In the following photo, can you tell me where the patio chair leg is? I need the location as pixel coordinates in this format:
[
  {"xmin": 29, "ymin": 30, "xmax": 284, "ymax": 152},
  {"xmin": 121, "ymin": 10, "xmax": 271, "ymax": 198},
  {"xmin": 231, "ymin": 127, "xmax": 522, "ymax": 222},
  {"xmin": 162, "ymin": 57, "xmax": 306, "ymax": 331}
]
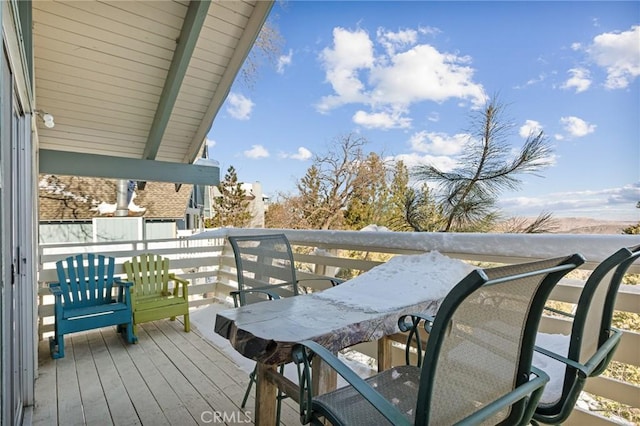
[
  {"xmin": 241, "ymin": 366, "xmax": 257, "ymax": 409},
  {"xmin": 242, "ymin": 365, "xmax": 285, "ymax": 424},
  {"xmin": 128, "ymin": 322, "xmax": 137, "ymax": 343},
  {"xmin": 120, "ymin": 322, "xmax": 137, "ymax": 344},
  {"xmin": 49, "ymin": 335, "xmax": 64, "ymax": 359},
  {"xmin": 183, "ymin": 313, "xmax": 190, "ymax": 332},
  {"xmin": 276, "ymin": 364, "xmax": 285, "ymax": 425}
]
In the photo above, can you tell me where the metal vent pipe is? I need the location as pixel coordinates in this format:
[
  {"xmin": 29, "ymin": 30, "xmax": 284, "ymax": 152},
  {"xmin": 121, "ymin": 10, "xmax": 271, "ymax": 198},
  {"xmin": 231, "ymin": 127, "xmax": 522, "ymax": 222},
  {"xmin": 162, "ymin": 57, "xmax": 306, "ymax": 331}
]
[{"xmin": 115, "ymin": 179, "xmax": 129, "ymax": 217}]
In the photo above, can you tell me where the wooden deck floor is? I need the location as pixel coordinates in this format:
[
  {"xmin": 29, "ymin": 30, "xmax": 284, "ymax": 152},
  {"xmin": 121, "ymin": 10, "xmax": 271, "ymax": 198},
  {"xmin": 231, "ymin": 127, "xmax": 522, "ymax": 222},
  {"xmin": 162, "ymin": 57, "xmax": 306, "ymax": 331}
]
[{"xmin": 33, "ymin": 317, "xmax": 302, "ymax": 426}]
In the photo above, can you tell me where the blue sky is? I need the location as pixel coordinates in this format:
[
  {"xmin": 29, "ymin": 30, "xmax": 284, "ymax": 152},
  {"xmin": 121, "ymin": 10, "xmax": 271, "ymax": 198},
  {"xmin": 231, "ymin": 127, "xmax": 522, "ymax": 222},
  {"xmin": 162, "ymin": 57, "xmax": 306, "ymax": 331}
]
[{"xmin": 206, "ymin": 1, "xmax": 640, "ymax": 222}]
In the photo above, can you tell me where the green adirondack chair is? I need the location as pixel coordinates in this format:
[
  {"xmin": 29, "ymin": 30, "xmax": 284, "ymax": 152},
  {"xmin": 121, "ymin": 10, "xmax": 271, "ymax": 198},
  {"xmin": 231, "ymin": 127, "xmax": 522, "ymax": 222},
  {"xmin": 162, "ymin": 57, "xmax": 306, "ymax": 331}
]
[{"xmin": 124, "ymin": 253, "xmax": 190, "ymax": 339}]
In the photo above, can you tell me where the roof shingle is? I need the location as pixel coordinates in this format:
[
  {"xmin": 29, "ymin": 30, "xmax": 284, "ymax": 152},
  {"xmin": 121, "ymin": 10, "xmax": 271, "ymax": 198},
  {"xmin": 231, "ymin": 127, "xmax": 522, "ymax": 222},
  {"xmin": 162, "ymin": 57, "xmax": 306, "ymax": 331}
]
[{"xmin": 39, "ymin": 175, "xmax": 192, "ymax": 221}]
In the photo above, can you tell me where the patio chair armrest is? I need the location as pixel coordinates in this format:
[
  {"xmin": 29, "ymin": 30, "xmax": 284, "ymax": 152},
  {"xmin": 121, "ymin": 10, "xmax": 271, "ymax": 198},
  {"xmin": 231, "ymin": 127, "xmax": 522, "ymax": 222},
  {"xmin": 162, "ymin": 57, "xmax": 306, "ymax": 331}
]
[
  {"xmin": 534, "ymin": 344, "xmax": 586, "ymax": 375},
  {"xmin": 297, "ymin": 277, "xmax": 345, "ymax": 287},
  {"xmin": 113, "ymin": 278, "xmax": 134, "ymax": 305},
  {"xmin": 48, "ymin": 282, "xmax": 63, "ymax": 297},
  {"xmin": 398, "ymin": 312, "xmax": 435, "ymax": 333},
  {"xmin": 535, "ymin": 329, "xmax": 621, "ymax": 379},
  {"xmin": 113, "ymin": 277, "xmax": 133, "ymax": 288},
  {"xmin": 584, "ymin": 328, "xmax": 623, "ymax": 377},
  {"xmin": 169, "ymin": 273, "xmax": 189, "ymax": 286},
  {"xmin": 230, "ymin": 289, "xmax": 281, "ymax": 307},
  {"xmin": 397, "ymin": 313, "xmax": 436, "ymax": 367},
  {"xmin": 292, "ymin": 340, "xmax": 411, "ymax": 426},
  {"xmin": 169, "ymin": 273, "xmax": 189, "ymax": 298},
  {"xmin": 535, "ymin": 328, "xmax": 622, "ymax": 379},
  {"xmin": 535, "ymin": 328, "xmax": 622, "ymax": 378},
  {"xmin": 325, "ymin": 277, "xmax": 345, "ymax": 286},
  {"xmin": 458, "ymin": 367, "xmax": 549, "ymax": 426},
  {"xmin": 543, "ymin": 306, "xmax": 574, "ymax": 319}
]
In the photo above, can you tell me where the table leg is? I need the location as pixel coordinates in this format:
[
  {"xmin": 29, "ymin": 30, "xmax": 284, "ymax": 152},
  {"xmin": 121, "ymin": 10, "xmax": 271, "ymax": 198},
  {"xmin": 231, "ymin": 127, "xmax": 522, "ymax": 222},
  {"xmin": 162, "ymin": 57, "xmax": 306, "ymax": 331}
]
[
  {"xmin": 312, "ymin": 356, "xmax": 337, "ymax": 395},
  {"xmin": 255, "ymin": 362, "xmax": 277, "ymax": 426},
  {"xmin": 377, "ymin": 336, "xmax": 392, "ymax": 372}
]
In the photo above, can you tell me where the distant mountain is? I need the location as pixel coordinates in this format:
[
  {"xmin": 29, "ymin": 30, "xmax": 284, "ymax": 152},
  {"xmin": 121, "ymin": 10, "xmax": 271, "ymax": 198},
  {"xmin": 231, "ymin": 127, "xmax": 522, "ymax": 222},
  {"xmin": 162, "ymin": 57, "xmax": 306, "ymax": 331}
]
[
  {"xmin": 497, "ymin": 217, "xmax": 637, "ymax": 235},
  {"xmin": 550, "ymin": 217, "xmax": 636, "ymax": 234}
]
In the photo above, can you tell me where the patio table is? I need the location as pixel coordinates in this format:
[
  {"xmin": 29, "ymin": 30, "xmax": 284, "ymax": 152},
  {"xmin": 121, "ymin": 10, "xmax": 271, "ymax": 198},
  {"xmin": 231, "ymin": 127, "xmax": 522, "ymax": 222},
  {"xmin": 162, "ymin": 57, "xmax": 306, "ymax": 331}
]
[{"xmin": 214, "ymin": 251, "xmax": 474, "ymax": 426}]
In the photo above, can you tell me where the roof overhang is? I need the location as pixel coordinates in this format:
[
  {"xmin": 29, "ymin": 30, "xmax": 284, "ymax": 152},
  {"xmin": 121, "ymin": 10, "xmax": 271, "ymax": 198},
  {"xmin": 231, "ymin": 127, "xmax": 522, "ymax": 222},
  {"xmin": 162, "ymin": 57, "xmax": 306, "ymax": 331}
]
[{"xmin": 33, "ymin": 0, "xmax": 274, "ymax": 185}]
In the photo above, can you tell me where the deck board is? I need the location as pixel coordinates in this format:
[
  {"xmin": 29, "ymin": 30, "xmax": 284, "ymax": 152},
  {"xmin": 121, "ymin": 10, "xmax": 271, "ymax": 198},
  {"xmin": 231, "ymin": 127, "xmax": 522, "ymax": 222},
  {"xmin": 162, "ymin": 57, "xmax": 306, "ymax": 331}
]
[
  {"xmin": 55, "ymin": 336, "xmax": 86, "ymax": 425},
  {"xmin": 33, "ymin": 340, "xmax": 58, "ymax": 426},
  {"xmin": 101, "ymin": 330, "xmax": 170, "ymax": 425},
  {"xmin": 33, "ymin": 314, "xmax": 301, "ymax": 425},
  {"xmin": 140, "ymin": 323, "xmax": 216, "ymax": 424},
  {"xmin": 87, "ymin": 329, "xmax": 142, "ymax": 426},
  {"xmin": 72, "ymin": 331, "xmax": 113, "ymax": 425}
]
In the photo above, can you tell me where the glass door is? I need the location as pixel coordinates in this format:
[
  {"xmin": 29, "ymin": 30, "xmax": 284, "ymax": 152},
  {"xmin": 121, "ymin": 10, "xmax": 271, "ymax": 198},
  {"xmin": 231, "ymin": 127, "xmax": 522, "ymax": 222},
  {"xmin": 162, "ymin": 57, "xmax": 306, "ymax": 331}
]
[{"xmin": 1, "ymin": 41, "xmax": 24, "ymax": 426}]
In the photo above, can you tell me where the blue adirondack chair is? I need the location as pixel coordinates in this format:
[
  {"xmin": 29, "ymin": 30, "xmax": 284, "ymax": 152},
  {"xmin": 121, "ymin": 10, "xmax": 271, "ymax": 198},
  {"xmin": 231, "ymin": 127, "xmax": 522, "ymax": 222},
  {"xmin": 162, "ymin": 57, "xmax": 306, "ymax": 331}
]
[{"xmin": 48, "ymin": 253, "xmax": 137, "ymax": 359}]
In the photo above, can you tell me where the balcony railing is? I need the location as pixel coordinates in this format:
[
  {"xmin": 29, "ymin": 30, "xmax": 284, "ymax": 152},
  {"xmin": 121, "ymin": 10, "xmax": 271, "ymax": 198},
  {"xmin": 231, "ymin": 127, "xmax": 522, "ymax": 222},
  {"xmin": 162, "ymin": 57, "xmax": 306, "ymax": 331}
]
[{"xmin": 37, "ymin": 228, "xmax": 640, "ymax": 425}]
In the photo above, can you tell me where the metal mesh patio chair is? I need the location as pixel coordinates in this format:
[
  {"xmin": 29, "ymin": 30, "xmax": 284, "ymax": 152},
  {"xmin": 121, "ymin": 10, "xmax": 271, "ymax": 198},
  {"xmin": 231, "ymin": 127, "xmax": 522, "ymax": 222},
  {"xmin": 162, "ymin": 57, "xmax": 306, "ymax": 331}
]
[
  {"xmin": 532, "ymin": 244, "xmax": 640, "ymax": 425},
  {"xmin": 228, "ymin": 233, "xmax": 342, "ymax": 424},
  {"xmin": 293, "ymin": 254, "xmax": 585, "ymax": 426}
]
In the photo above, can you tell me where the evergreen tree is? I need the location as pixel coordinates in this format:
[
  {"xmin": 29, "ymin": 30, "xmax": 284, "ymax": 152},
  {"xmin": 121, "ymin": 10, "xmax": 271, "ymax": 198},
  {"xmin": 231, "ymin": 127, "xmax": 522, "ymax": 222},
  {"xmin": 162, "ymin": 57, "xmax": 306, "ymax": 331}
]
[
  {"xmin": 380, "ymin": 161, "xmax": 445, "ymax": 232},
  {"xmin": 384, "ymin": 160, "xmax": 413, "ymax": 231},
  {"xmin": 296, "ymin": 165, "xmax": 326, "ymax": 229},
  {"xmin": 412, "ymin": 96, "xmax": 553, "ymax": 232},
  {"xmin": 344, "ymin": 153, "xmax": 389, "ymax": 230},
  {"xmin": 402, "ymin": 183, "xmax": 446, "ymax": 232},
  {"xmin": 208, "ymin": 166, "xmax": 252, "ymax": 228}
]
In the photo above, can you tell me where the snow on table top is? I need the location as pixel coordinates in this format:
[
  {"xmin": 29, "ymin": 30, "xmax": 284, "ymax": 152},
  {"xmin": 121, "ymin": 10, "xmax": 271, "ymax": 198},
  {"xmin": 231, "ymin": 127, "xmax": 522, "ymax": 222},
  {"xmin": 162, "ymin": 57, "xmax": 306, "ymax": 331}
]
[{"xmin": 312, "ymin": 250, "xmax": 476, "ymax": 312}]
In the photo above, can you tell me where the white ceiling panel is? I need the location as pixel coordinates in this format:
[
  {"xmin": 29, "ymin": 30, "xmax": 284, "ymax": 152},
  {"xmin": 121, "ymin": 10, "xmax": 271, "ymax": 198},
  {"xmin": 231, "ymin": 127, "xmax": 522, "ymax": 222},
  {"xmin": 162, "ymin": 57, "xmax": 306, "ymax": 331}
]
[{"xmin": 35, "ymin": 0, "xmax": 273, "ymax": 184}]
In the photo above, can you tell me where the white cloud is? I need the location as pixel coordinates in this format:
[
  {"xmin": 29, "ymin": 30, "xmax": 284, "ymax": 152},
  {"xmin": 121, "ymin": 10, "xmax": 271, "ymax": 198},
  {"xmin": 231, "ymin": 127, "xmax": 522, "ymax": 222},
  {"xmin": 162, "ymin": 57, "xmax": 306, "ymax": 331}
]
[
  {"xmin": 561, "ymin": 68, "xmax": 592, "ymax": 93},
  {"xmin": 283, "ymin": 147, "xmax": 313, "ymax": 161},
  {"xmin": 559, "ymin": 116, "xmax": 596, "ymax": 138},
  {"xmin": 587, "ymin": 25, "xmax": 640, "ymax": 89},
  {"xmin": 316, "ymin": 27, "xmax": 375, "ymax": 112},
  {"xmin": 499, "ymin": 183, "xmax": 640, "ymax": 221},
  {"xmin": 418, "ymin": 26, "xmax": 441, "ymax": 37},
  {"xmin": 519, "ymin": 120, "xmax": 543, "ymax": 138},
  {"xmin": 409, "ymin": 131, "xmax": 467, "ymax": 156},
  {"xmin": 369, "ymin": 44, "xmax": 486, "ymax": 108},
  {"xmin": 277, "ymin": 49, "xmax": 293, "ymax": 74},
  {"xmin": 392, "ymin": 152, "xmax": 460, "ymax": 172},
  {"xmin": 376, "ymin": 27, "xmax": 418, "ymax": 56},
  {"xmin": 316, "ymin": 26, "xmax": 487, "ymax": 117},
  {"xmin": 226, "ymin": 93, "xmax": 255, "ymax": 120},
  {"xmin": 519, "ymin": 73, "xmax": 546, "ymax": 88},
  {"xmin": 427, "ymin": 112, "xmax": 440, "ymax": 122},
  {"xmin": 352, "ymin": 110, "xmax": 411, "ymax": 129},
  {"xmin": 244, "ymin": 145, "xmax": 269, "ymax": 159}
]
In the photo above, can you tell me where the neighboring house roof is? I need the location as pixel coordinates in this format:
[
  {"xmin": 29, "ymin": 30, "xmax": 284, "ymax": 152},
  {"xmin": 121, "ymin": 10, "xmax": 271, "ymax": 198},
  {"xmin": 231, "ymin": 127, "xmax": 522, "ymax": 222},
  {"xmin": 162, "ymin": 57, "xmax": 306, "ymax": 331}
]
[{"xmin": 39, "ymin": 174, "xmax": 192, "ymax": 221}]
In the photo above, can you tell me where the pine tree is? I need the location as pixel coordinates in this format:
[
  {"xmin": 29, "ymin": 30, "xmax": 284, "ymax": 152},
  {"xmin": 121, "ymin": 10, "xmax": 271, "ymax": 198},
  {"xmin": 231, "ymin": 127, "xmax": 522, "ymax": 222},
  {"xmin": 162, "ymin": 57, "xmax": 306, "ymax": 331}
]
[
  {"xmin": 209, "ymin": 166, "xmax": 252, "ymax": 228},
  {"xmin": 296, "ymin": 165, "xmax": 326, "ymax": 229},
  {"xmin": 344, "ymin": 153, "xmax": 389, "ymax": 230},
  {"xmin": 412, "ymin": 96, "xmax": 553, "ymax": 232}
]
